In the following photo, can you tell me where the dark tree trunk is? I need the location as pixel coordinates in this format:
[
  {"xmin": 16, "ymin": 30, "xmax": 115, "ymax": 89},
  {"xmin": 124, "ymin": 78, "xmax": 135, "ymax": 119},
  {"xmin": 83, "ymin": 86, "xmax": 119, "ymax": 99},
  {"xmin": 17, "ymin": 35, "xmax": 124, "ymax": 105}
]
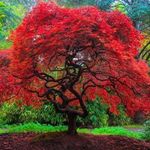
[
  {"xmin": 67, "ymin": 113, "xmax": 77, "ymax": 135},
  {"xmin": 133, "ymin": 111, "xmax": 145, "ymax": 124}
]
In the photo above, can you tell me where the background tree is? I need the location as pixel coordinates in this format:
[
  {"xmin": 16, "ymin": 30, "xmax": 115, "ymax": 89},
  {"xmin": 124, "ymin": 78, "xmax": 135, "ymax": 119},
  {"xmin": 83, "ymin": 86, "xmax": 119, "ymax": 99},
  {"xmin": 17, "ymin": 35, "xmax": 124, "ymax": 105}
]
[
  {"xmin": 10, "ymin": 2, "xmax": 150, "ymax": 135},
  {"xmin": 115, "ymin": 0, "xmax": 150, "ymax": 29},
  {"xmin": 56, "ymin": 0, "xmax": 115, "ymax": 10},
  {"xmin": 0, "ymin": 1, "xmax": 26, "ymax": 49},
  {"xmin": 0, "ymin": 0, "xmax": 37, "ymax": 11}
]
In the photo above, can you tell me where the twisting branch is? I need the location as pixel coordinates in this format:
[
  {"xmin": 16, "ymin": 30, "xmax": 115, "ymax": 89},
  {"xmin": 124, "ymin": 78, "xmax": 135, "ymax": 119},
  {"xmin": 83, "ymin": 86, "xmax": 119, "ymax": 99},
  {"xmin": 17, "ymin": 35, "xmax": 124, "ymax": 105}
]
[{"xmin": 137, "ymin": 41, "xmax": 150, "ymax": 59}]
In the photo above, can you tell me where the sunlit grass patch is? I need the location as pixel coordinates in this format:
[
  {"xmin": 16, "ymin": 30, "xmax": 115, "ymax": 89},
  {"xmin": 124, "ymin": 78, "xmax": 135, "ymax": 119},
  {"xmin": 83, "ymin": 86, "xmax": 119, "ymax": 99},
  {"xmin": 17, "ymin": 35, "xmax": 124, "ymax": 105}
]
[
  {"xmin": 90, "ymin": 127, "xmax": 143, "ymax": 139},
  {"xmin": 0, "ymin": 122, "xmax": 67, "ymax": 134},
  {"xmin": 0, "ymin": 123, "xmax": 144, "ymax": 140}
]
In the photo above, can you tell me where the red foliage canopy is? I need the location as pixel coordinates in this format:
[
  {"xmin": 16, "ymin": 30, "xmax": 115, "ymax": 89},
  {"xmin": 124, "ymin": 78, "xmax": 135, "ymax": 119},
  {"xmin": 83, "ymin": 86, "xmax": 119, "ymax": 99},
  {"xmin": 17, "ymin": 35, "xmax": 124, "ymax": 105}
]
[
  {"xmin": 0, "ymin": 50, "xmax": 41, "ymax": 106},
  {"xmin": 0, "ymin": 50, "xmax": 13, "ymax": 102},
  {"xmin": 9, "ymin": 2, "xmax": 150, "ymax": 116}
]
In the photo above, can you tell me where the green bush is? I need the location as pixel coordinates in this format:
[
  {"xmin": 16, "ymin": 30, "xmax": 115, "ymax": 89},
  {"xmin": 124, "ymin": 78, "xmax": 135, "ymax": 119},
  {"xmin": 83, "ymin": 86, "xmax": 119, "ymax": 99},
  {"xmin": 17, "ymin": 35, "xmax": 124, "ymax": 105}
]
[
  {"xmin": 77, "ymin": 97, "xmax": 109, "ymax": 128},
  {"xmin": 0, "ymin": 101, "xmax": 65, "ymax": 126},
  {"xmin": 143, "ymin": 120, "xmax": 150, "ymax": 140},
  {"xmin": 19, "ymin": 106, "xmax": 38, "ymax": 123},
  {"xmin": 37, "ymin": 102, "xmax": 65, "ymax": 126},
  {"xmin": 0, "ymin": 99, "xmax": 132, "ymax": 127},
  {"xmin": 0, "ymin": 102, "xmax": 21, "ymax": 125},
  {"xmin": 108, "ymin": 105, "xmax": 131, "ymax": 126}
]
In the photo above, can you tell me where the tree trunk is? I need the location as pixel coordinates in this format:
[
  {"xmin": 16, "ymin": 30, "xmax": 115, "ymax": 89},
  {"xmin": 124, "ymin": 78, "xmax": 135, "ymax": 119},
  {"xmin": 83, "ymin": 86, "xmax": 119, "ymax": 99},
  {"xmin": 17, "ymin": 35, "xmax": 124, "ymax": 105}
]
[{"xmin": 67, "ymin": 113, "xmax": 77, "ymax": 135}]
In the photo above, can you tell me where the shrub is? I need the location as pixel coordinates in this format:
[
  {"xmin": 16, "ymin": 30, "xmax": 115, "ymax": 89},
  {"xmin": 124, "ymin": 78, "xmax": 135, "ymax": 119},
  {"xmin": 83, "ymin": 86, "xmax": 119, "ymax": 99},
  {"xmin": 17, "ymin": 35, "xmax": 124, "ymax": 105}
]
[
  {"xmin": 19, "ymin": 106, "xmax": 38, "ymax": 123},
  {"xmin": 0, "ymin": 101, "xmax": 65, "ymax": 126},
  {"xmin": 143, "ymin": 120, "xmax": 150, "ymax": 140},
  {"xmin": 0, "ymin": 102, "xmax": 21, "ymax": 125},
  {"xmin": 37, "ymin": 102, "xmax": 65, "ymax": 126},
  {"xmin": 108, "ymin": 105, "xmax": 131, "ymax": 126},
  {"xmin": 0, "ymin": 100, "xmax": 132, "ymax": 127},
  {"xmin": 77, "ymin": 97, "xmax": 109, "ymax": 128}
]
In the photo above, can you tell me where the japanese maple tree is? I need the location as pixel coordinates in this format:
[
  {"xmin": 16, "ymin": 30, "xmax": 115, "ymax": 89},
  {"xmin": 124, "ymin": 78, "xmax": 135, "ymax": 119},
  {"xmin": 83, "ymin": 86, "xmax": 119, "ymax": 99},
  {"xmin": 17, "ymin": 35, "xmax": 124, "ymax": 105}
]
[{"xmin": 10, "ymin": 2, "xmax": 150, "ymax": 134}]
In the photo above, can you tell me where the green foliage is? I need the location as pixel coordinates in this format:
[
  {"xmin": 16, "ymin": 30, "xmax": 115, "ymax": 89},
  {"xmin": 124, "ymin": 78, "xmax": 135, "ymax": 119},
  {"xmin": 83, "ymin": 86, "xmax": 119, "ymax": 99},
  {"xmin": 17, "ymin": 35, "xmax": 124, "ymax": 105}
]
[
  {"xmin": 0, "ymin": 0, "xmax": 36, "ymax": 10},
  {"xmin": 0, "ymin": 100, "xmax": 132, "ymax": 128},
  {"xmin": 37, "ymin": 102, "xmax": 65, "ymax": 125},
  {"xmin": 57, "ymin": 0, "xmax": 115, "ymax": 10},
  {"xmin": 78, "ymin": 100, "xmax": 131, "ymax": 128},
  {"xmin": 0, "ymin": 102, "xmax": 21, "ymax": 125},
  {"xmin": 0, "ymin": 102, "xmax": 65, "ymax": 126},
  {"xmin": 126, "ymin": 0, "xmax": 150, "ymax": 25},
  {"xmin": 0, "ymin": 2, "xmax": 21, "ymax": 32},
  {"xmin": 77, "ymin": 97, "xmax": 109, "ymax": 128},
  {"xmin": 108, "ymin": 105, "xmax": 131, "ymax": 126},
  {"xmin": 143, "ymin": 120, "xmax": 150, "ymax": 140},
  {"xmin": 0, "ymin": 40, "xmax": 12, "ymax": 49},
  {"xmin": 0, "ymin": 1, "xmax": 26, "ymax": 49},
  {"xmin": 112, "ymin": 1, "xmax": 126, "ymax": 13},
  {"xmin": 19, "ymin": 106, "xmax": 38, "ymax": 123}
]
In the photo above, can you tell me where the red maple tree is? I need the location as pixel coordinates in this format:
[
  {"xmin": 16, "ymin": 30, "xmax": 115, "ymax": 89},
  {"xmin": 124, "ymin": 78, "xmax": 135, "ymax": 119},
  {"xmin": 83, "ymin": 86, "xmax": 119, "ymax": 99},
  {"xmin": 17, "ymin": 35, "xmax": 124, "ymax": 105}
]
[{"xmin": 9, "ymin": 2, "xmax": 150, "ymax": 134}]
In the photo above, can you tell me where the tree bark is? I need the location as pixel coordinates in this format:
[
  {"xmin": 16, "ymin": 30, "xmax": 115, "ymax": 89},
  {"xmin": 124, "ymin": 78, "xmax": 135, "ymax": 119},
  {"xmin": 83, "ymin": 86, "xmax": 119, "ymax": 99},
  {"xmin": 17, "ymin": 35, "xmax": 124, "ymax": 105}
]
[{"xmin": 67, "ymin": 113, "xmax": 77, "ymax": 135}]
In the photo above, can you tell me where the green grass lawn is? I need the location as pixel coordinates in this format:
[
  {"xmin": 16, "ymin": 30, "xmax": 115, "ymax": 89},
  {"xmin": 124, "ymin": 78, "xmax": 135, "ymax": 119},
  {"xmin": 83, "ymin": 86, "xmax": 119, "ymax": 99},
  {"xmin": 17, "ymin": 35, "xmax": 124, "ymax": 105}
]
[
  {"xmin": 0, "ymin": 122, "xmax": 144, "ymax": 140},
  {"xmin": 78, "ymin": 127, "xmax": 143, "ymax": 140}
]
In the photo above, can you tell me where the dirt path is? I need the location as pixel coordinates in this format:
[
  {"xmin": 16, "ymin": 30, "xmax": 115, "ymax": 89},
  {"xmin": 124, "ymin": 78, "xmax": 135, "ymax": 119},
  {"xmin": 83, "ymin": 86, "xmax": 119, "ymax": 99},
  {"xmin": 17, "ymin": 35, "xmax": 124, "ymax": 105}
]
[
  {"xmin": 125, "ymin": 127, "xmax": 144, "ymax": 132},
  {"xmin": 0, "ymin": 132, "xmax": 149, "ymax": 150}
]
